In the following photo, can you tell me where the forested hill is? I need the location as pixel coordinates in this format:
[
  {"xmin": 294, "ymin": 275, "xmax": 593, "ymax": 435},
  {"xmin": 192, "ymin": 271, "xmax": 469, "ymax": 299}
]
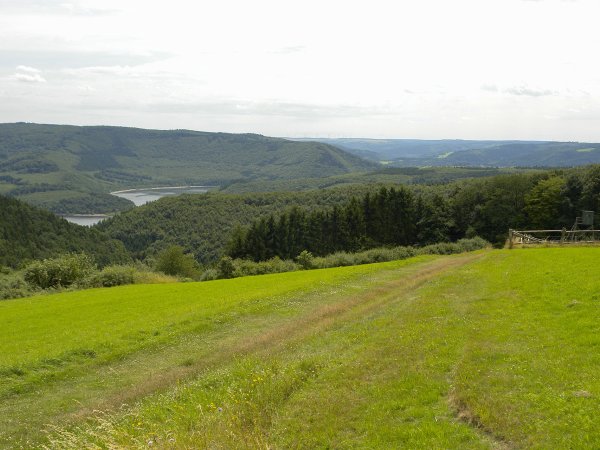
[
  {"xmin": 99, "ymin": 165, "xmax": 600, "ymax": 264},
  {"xmin": 98, "ymin": 186, "xmax": 385, "ymax": 264},
  {"xmin": 0, "ymin": 123, "xmax": 377, "ymax": 213},
  {"xmin": 0, "ymin": 194, "xmax": 130, "ymax": 268}
]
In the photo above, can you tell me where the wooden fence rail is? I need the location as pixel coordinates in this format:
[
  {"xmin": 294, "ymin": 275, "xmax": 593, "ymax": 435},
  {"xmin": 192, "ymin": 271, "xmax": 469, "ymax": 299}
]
[{"xmin": 508, "ymin": 228, "xmax": 600, "ymax": 248}]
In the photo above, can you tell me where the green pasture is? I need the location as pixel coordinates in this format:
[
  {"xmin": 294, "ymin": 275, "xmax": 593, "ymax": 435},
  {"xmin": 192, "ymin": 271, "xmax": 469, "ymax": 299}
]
[{"xmin": 2, "ymin": 248, "xmax": 600, "ymax": 448}]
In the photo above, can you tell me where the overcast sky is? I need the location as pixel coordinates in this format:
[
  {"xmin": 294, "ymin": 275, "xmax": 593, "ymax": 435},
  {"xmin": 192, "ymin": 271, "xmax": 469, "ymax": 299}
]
[{"xmin": 1, "ymin": 0, "xmax": 600, "ymax": 140}]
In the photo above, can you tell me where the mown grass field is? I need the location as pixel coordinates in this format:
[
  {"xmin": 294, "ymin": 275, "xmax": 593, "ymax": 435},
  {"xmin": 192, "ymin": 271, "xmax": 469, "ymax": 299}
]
[{"xmin": 1, "ymin": 248, "xmax": 600, "ymax": 448}]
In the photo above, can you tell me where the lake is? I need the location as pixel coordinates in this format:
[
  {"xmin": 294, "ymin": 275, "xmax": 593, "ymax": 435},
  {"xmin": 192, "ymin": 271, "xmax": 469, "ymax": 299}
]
[
  {"xmin": 61, "ymin": 215, "xmax": 110, "ymax": 226},
  {"xmin": 110, "ymin": 185, "xmax": 215, "ymax": 206},
  {"xmin": 62, "ymin": 185, "xmax": 216, "ymax": 226}
]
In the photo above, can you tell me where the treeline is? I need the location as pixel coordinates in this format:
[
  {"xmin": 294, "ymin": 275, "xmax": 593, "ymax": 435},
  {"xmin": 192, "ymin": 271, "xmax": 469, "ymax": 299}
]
[
  {"xmin": 227, "ymin": 187, "xmax": 420, "ymax": 260},
  {"xmin": 227, "ymin": 166, "xmax": 600, "ymax": 261},
  {"xmin": 99, "ymin": 186, "xmax": 383, "ymax": 264},
  {"xmin": 97, "ymin": 165, "xmax": 600, "ymax": 264}
]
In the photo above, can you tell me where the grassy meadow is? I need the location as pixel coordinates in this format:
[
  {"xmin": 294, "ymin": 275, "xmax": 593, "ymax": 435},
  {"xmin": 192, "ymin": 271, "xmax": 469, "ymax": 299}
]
[{"xmin": 1, "ymin": 248, "xmax": 600, "ymax": 448}]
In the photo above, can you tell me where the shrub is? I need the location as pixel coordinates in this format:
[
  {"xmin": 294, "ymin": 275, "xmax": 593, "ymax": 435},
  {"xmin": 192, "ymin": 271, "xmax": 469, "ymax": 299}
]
[
  {"xmin": 296, "ymin": 250, "xmax": 315, "ymax": 270},
  {"xmin": 233, "ymin": 257, "xmax": 299, "ymax": 277},
  {"xmin": 23, "ymin": 253, "xmax": 95, "ymax": 289},
  {"xmin": 217, "ymin": 256, "xmax": 236, "ymax": 279},
  {"xmin": 418, "ymin": 242, "xmax": 461, "ymax": 255},
  {"xmin": 155, "ymin": 246, "xmax": 200, "ymax": 279},
  {"xmin": 85, "ymin": 265, "xmax": 137, "ymax": 288},
  {"xmin": 309, "ymin": 238, "xmax": 487, "ymax": 270},
  {"xmin": 133, "ymin": 270, "xmax": 179, "ymax": 284},
  {"xmin": 200, "ymin": 268, "xmax": 219, "ymax": 281},
  {"xmin": 456, "ymin": 236, "xmax": 489, "ymax": 252},
  {"xmin": 0, "ymin": 274, "xmax": 32, "ymax": 300}
]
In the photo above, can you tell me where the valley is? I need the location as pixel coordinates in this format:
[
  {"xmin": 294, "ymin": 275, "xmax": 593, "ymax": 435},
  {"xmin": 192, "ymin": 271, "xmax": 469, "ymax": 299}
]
[
  {"xmin": 2, "ymin": 126, "xmax": 600, "ymax": 448},
  {"xmin": 0, "ymin": 123, "xmax": 375, "ymax": 214},
  {"xmin": 3, "ymin": 0, "xmax": 599, "ymax": 447},
  {"xmin": 62, "ymin": 185, "xmax": 217, "ymax": 225}
]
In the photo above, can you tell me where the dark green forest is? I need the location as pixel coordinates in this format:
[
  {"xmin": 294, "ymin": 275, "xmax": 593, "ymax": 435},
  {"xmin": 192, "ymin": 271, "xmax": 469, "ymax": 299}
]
[
  {"xmin": 228, "ymin": 166, "xmax": 600, "ymax": 261},
  {"xmin": 97, "ymin": 185, "xmax": 382, "ymax": 264},
  {"xmin": 227, "ymin": 187, "xmax": 418, "ymax": 260},
  {"xmin": 4, "ymin": 161, "xmax": 600, "ymax": 269},
  {"xmin": 0, "ymin": 195, "xmax": 130, "ymax": 268},
  {"xmin": 98, "ymin": 165, "xmax": 600, "ymax": 265}
]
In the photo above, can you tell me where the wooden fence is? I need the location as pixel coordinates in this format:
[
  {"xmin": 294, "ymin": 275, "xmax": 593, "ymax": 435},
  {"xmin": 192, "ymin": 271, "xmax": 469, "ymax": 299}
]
[{"xmin": 508, "ymin": 228, "xmax": 600, "ymax": 248}]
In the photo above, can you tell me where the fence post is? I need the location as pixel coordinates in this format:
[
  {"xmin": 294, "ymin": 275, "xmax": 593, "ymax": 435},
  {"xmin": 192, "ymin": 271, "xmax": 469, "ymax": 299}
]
[{"xmin": 561, "ymin": 227, "xmax": 566, "ymax": 244}]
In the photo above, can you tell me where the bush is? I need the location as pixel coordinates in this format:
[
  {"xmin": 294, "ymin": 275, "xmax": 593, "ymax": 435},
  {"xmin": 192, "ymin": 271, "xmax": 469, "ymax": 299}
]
[
  {"xmin": 0, "ymin": 273, "xmax": 32, "ymax": 300},
  {"xmin": 217, "ymin": 256, "xmax": 236, "ymax": 279},
  {"xmin": 23, "ymin": 253, "xmax": 95, "ymax": 289},
  {"xmin": 132, "ymin": 270, "xmax": 179, "ymax": 284},
  {"xmin": 232, "ymin": 257, "xmax": 299, "ymax": 277},
  {"xmin": 155, "ymin": 246, "xmax": 200, "ymax": 279},
  {"xmin": 85, "ymin": 265, "xmax": 137, "ymax": 288},
  {"xmin": 456, "ymin": 236, "xmax": 489, "ymax": 252},
  {"xmin": 309, "ymin": 238, "xmax": 487, "ymax": 270},
  {"xmin": 200, "ymin": 268, "xmax": 219, "ymax": 281},
  {"xmin": 296, "ymin": 250, "xmax": 315, "ymax": 270},
  {"xmin": 418, "ymin": 242, "xmax": 461, "ymax": 255}
]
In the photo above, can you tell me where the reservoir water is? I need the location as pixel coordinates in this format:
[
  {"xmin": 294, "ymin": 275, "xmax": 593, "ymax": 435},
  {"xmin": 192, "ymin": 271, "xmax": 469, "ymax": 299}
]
[
  {"xmin": 111, "ymin": 185, "xmax": 214, "ymax": 206},
  {"xmin": 63, "ymin": 185, "xmax": 216, "ymax": 226},
  {"xmin": 62, "ymin": 215, "xmax": 110, "ymax": 226}
]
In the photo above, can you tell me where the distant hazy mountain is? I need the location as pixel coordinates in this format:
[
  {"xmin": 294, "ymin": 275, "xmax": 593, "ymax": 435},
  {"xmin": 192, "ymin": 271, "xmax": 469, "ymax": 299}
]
[
  {"xmin": 295, "ymin": 138, "xmax": 600, "ymax": 167},
  {"xmin": 0, "ymin": 123, "xmax": 377, "ymax": 213}
]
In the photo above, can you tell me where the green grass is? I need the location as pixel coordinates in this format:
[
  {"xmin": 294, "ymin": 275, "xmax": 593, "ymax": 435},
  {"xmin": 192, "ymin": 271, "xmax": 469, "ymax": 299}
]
[
  {"xmin": 3, "ymin": 248, "xmax": 600, "ymax": 448},
  {"xmin": 1, "ymin": 260, "xmax": 421, "ymax": 382},
  {"xmin": 0, "ymin": 255, "xmax": 439, "ymax": 447},
  {"xmin": 450, "ymin": 248, "xmax": 600, "ymax": 448}
]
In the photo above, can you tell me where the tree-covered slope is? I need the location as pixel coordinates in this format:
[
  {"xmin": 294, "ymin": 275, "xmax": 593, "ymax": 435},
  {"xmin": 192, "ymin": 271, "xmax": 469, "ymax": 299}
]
[
  {"xmin": 0, "ymin": 123, "xmax": 377, "ymax": 213},
  {"xmin": 99, "ymin": 164, "xmax": 600, "ymax": 263},
  {"xmin": 0, "ymin": 194, "xmax": 130, "ymax": 267},
  {"xmin": 98, "ymin": 186, "xmax": 383, "ymax": 264}
]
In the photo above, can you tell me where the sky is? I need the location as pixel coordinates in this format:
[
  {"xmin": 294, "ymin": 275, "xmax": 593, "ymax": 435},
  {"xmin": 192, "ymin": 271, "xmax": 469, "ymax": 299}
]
[{"xmin": 1, "ymin": 0, "xmax": 600, "ymax": 140}]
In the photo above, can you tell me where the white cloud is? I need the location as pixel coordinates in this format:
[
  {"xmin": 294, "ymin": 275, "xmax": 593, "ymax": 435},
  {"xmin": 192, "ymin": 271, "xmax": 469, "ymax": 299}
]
[
  {"xmin": 481, "ymin": 84, "xmax": 499, "ymax": 93},
  {"xmin": 483, "ymin": 83, "xmax": 557, "ymax": 97},
  {"xmin": 14, "ymin": 73, "xmax": 46, "ymax": 82},
  {"xmin": 504, "ymin": 86, "xmax": 556, "ymax": 97},
  {"xmin": 16, "ymin": 65, "xmax": 41, "ymax": 73},
  {"xmin": 13, "ymin": 65, "xmax": 46, "ymax": 82}
]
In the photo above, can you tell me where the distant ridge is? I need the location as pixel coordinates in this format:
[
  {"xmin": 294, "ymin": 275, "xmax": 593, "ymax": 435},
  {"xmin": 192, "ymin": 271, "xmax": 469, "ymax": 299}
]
[
  {"xmin": 0, "ymin": 123, "xmax": 377, "ymax": 213},
  {"xmin": 295, "ymin": 138, "xmax": 600, "ymax": 167}
]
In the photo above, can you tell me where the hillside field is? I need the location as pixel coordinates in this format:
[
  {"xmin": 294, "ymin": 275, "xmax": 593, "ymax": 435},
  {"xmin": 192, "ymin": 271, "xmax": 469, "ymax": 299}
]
[{"xmin": 1, "ymin": 248, "xmax": 600, "ymax": 448}]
